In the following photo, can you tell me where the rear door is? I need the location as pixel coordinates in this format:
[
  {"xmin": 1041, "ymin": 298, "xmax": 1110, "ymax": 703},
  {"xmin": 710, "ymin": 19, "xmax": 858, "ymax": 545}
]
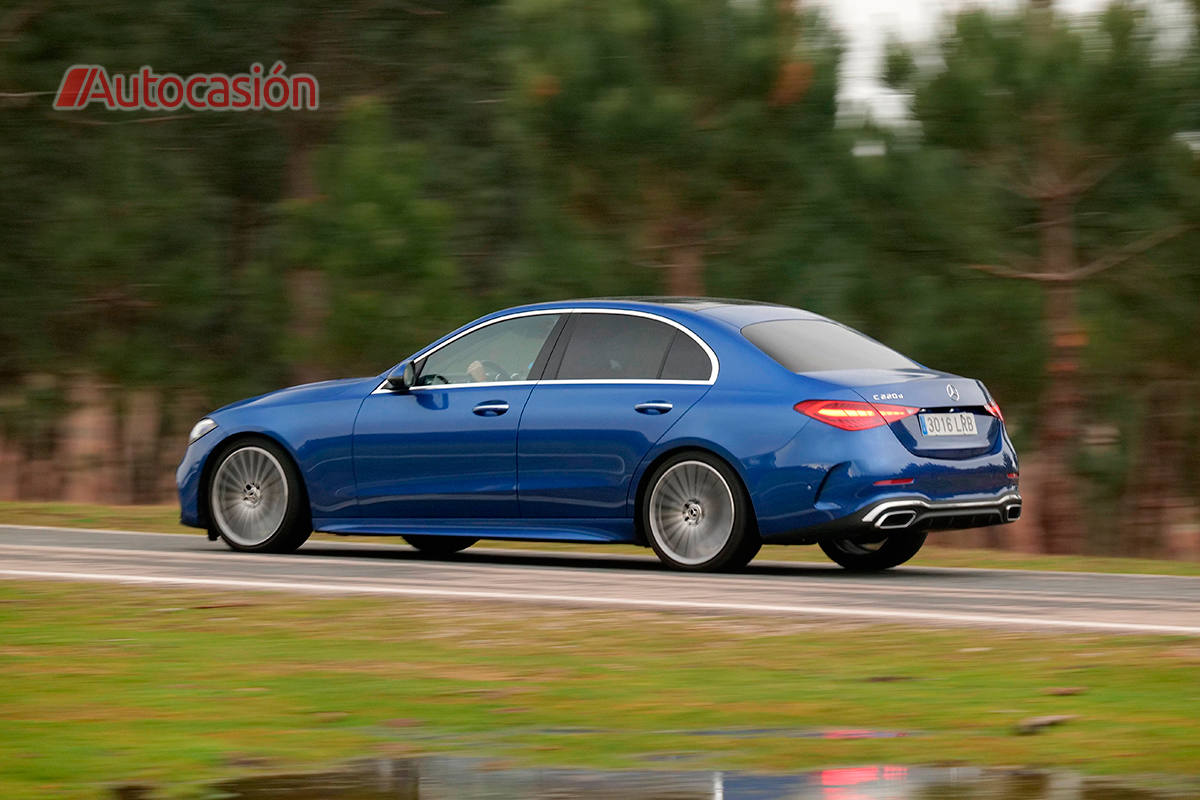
[{"xmin": 517, "ymin": 311, "xmax": 715, "ymax": 518}]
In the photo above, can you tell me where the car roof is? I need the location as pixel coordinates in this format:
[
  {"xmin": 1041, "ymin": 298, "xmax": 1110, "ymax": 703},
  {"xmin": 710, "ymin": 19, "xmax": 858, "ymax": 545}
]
[{"xmin": 503, "ymin": 297, "xmax": 829, "ymax": 328}]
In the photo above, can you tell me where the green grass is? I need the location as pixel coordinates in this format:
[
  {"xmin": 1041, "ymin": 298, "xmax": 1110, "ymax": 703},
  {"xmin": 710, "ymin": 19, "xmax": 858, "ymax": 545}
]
[
  {"xmin": 1, "ymin": 580, "xmax": 1199, "ymax": 799},
  {"xmin": 3, "ymin": 500, "xmax": 1200, "ymax": 576}
]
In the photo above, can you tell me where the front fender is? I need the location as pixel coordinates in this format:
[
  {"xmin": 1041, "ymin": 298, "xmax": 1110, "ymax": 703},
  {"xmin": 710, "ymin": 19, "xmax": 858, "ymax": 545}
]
[{"xmin": 177, "ymin": 379, "xmax": 375, "ymax": 527}]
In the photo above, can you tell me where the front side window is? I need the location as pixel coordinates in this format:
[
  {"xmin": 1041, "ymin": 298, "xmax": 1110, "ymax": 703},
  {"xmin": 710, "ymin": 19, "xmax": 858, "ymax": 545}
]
[
  {"xmin": 417, "ymin": 313, "xmax": 561, "ymax": 386},
  {"xmin": 741, "ymin": 319, "xmax": 916, "ymax": 373},
  {"xmin": 555, "ymin": 314, "xmax": 706, "ymax": 380}
]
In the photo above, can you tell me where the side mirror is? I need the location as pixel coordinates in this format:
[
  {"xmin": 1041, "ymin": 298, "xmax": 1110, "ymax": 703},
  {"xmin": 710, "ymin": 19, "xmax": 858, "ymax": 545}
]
[{"xmin": 384, "ymin": 361, "xmax": 416, "ymax": 392}]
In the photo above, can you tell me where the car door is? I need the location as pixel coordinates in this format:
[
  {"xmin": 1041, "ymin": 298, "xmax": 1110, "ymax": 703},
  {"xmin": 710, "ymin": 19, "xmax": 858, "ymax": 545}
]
[
  {"xmin": 517, "ymin": 311, "xmax": 715, "ymax": 518},
  {"xmin": 352, "ymin": 312, "xmax": 565, "ymax": 518}
]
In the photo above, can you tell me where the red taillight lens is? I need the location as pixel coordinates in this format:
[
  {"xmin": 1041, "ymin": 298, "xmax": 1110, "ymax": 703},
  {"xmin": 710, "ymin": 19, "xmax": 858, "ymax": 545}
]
[
  {"xmin": 875, "ymin": 403, "xmax": 921, "ymax": 422},
  {"xmin": 794, "ymin": 400, "xmax": 919, "ymax": 431},
  {"xmin": 985, "ymin": 400, "xmax": 1004, "ymax": 423}
]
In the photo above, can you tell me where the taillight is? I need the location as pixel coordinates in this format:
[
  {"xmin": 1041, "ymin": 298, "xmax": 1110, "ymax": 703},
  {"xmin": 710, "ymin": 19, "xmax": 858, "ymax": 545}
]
[
  {"xmin": 979, "ymin": 382, "xmax": 1004, "ymax": 422},
  {"xmin": 794, "ymin": 400, "xmax": 919, "ymax": 431}
]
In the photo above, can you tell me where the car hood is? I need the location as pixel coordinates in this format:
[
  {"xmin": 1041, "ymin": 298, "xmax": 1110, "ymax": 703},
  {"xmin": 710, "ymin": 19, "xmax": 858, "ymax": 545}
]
[{"xmin": 211, "ymin": 376, "xmax": 379, "ymax": 416}]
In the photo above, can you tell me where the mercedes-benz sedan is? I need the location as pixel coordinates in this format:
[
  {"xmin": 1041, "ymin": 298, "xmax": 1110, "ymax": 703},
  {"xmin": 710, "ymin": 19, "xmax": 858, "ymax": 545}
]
[{"xmin": 178, "ymin": 298, "xmax": 1020, "ymax": 571}]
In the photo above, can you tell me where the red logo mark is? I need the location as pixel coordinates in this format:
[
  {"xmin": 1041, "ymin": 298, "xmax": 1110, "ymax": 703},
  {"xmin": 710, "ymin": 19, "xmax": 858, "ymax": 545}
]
[{"xmin": 52, "ymin": 63, "xmax": 319, "ymax": 112}]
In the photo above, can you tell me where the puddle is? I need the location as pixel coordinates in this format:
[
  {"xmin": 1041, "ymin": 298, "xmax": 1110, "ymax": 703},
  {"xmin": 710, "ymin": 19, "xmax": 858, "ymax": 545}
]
[
  {"xmin": 388, "ymin": 726, "xmax": 916, "ymax": 743},
  {"xmin": 179, "ymin": 757, "xmax": 1194, "ymax": 800},
  {"xmin": 674, "ymin": 728, "xmax": 913, "ymax": 740}
]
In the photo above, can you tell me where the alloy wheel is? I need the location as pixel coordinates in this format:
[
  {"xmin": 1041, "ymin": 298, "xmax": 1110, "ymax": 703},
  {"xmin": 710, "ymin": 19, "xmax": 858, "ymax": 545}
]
[
  {"xmin": 210, "ymin": 445, "xmax": 290, "ymax": 547},
  {"xmin": 648, "ymin": 460, "xmax": 736, "ymax": 566}
]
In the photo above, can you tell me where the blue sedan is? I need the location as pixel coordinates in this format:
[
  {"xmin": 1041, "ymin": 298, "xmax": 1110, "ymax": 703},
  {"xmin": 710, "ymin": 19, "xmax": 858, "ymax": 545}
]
[{"xmin": 177, "ymin": 298, "xmax": 1020, "ymax": 571}]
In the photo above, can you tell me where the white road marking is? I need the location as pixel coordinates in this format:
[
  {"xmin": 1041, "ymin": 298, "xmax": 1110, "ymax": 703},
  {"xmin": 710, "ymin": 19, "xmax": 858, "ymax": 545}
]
[
  {"xmin": 3, "ymin": 523, "xmax": 1198, "ymax": 580},
  {"xmin": 3, "ymin": 567, "xmax": 1198, "ymax": 635},
  {"xmin": 0, "ymin": 542, "xmax": 1192, "ymax": 609},
  {"xmin": 0, "ymin": 544, "xmax": 1148, "ymax": 611}
]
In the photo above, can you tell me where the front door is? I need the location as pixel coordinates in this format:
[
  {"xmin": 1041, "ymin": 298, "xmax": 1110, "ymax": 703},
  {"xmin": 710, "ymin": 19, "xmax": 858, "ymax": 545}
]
[{"xmin": 352, "ymin": 312, "xmax": 564, "ymax": 518}]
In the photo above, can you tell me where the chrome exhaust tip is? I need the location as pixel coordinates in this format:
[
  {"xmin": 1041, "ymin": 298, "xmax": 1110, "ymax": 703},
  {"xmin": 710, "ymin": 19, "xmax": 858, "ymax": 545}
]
[
  {"xmin": 876, "ymin": 509, "xmax": 918, "ymax": 530},
  {"xmin": 1005, "ymin": 503, "xmax": 1022, "ymax": 522}
]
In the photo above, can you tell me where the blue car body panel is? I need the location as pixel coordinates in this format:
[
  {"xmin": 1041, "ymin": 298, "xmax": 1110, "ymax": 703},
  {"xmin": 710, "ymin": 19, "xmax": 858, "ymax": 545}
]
[
  {"xmin": 517, "ymin": 382, "xmax": 710, "ymax": 518},
  {"xmin": 352, "ymin": 384, "xmax": 535, "ymax": 518},
  {"xmin": 177, "ymin": 377, "xmax": 375, "ymax": 526},
  {"xmin": 178, "ymin": 298, "xmax": 1020, "ymax": 543}
]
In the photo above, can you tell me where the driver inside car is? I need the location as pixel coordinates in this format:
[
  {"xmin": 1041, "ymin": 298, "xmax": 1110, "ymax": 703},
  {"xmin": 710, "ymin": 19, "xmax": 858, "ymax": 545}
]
[{"xmin": 466, "ymin": 359, "xmax": 495, "ymax": 383}]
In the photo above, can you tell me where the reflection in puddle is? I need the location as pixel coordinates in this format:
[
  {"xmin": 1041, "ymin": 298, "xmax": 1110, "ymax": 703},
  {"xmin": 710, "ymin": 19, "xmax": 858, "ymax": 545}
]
[
  {"xmin": 677, "ymin": 728, "xmax": 913, "ymax": 740},
  {"xmin": 200, "ymin": 758, "xmax": 1185, "ymax": 800},
  {"xmin": 395, "ymin": 727, "xmax": 917, "ymax": 743}
]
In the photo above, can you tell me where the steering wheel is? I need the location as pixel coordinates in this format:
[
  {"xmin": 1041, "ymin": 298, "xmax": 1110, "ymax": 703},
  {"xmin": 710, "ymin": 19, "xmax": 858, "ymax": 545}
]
[{"xmin": 477, "ymin": 359, "xmax": 510, "ymax": 382}]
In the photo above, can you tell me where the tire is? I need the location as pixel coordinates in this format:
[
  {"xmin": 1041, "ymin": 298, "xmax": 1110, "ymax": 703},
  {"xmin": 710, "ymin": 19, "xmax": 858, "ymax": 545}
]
[
  {"xmin": 401, "ymin": 535, "xmax": 478, "ymax": 556},
  {"xmin": 207, "ymin": 438, "xmax": 311, "ymax": 554},
  {"xmin": 819, "ymin": 532, "xmax": 927, "ymax": 572},
  {"xmin": 641, "ymin": 451, "xmax": 760, "ymax": 572}
]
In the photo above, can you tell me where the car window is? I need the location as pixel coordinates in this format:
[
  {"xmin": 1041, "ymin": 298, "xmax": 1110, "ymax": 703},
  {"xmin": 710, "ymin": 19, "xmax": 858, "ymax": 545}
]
[
  {"xmin": 659, "ymin": 331, "xmax": 712, "ymax": 381},
  {"xmin": 416, "ymin": 313, "xmax": 561, "ymax": 386},
  {"xmin": 741, "ymin": 319, "xmax": 916, "ymax": 373},
  {"xmin": 555, "ymin": 314, "xmax": 677, "ymax": 380}
]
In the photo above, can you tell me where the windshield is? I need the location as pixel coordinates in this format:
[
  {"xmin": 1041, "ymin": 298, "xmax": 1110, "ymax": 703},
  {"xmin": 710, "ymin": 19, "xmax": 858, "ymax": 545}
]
[{"xmin": 741, "ymin": 319, "xmax": 917, "ymax": 373}]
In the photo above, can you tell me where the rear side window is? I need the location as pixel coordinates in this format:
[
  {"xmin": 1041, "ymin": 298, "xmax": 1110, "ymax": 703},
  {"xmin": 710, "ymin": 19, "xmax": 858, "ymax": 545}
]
[
  {"xmin": 741, "ymin": 320, "xmax": 916, "ymax": 373},
  {"xmin": 660, "ymin": 332, "xmax": 711, "ymax": 381},
  {"xmin": 556, "ymin": 314, "xmax": 678, "ymax": 380}
]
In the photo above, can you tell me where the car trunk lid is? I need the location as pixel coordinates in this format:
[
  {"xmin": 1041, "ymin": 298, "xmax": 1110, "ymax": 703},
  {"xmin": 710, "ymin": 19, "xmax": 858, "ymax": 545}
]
[{"xmin": 808, "ymin": 368, "xmax": 1000, "ymax": 460}]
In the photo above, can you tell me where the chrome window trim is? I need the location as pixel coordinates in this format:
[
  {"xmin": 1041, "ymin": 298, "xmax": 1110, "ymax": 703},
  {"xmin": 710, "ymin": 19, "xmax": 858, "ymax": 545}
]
[{"xmin": 372, "ymin": 307, "xmax": 719, "ymax": 394}]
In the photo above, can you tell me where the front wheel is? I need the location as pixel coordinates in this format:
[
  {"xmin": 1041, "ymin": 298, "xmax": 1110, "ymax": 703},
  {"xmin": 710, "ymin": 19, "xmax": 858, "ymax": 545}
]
[
  {"xmin": 642, "ymin": 452, "xmax": 760, "ymax": 572},
  {"xmin": 208, "ymin": 439, "xmax": 311, "ymax": 553},
  {"xmin": 819, "ymin": 532, "xmax": 927, "ymax": 572}
]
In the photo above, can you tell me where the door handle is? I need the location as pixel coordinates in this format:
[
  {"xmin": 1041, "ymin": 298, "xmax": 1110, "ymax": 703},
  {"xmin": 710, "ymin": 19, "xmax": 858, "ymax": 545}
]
[
  {"xmin": 634, "ymin": 401, "xmax": 673, "ymax": 415},
  {"xmin": 472, "ymin": 401, "xmax": 509, "ymax": 416}
]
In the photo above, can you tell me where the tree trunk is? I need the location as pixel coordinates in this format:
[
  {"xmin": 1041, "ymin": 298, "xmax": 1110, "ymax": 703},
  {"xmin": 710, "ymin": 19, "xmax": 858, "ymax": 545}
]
[
  {"xmin": 661, "ymin": 216, "xmax": 706, "ymax": 296},
  {"xmin": 1125, "ymin": 379, "xmax": 1190, "ymax": 557},
  {"xmin": 282, "ymin": 109, "xmax": 331, "ymax": 385},
  {"xmin": 666, "ymin": 241, "xmax": 705, "ymax": 296},
  {"xmin": 0, "ymin": 433, "xmax": 19, "ymax": 501},
  {"xmin": 60, "ymin": 374, "xmax": 122, "ymax": 503},
  {"xmin": 285, "ymin": 268, "xmax": 332, "ymax": 385},
  {"xmin": 284, "ymin": 116, "xmax": 318, "ymax": 201},
  {"xmin": 1035, "ymin": 192, "xmax": 1087, "ymax": 554}
]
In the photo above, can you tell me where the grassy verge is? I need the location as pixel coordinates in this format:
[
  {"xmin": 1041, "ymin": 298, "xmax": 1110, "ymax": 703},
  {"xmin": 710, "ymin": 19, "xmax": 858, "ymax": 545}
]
[
  {"xmin": 1, "ymin": 581, "xmax": 1198, "ymax": 799},
  {"xmin": 2, "ymin": 500, "xmax": 1199, "ymax": 576}
]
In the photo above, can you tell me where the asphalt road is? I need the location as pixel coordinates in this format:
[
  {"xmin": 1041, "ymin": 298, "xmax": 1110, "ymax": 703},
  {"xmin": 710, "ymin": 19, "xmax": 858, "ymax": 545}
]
[{"xmin": 2, "ymin": 524, "xmax": 1199, "ymax": 635}]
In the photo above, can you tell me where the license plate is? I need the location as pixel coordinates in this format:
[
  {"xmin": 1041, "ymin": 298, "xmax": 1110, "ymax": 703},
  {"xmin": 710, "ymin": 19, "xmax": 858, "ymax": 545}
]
[{"xmin": 919, "ymin": 412, "xmax": 978, "ymax": 437}]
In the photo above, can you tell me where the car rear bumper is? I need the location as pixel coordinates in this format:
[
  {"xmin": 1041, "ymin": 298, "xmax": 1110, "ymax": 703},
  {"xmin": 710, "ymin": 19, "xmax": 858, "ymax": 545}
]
[
  {"xmin": 761, "ymin": 489, "xmax": 1021, "ymax": 543},
  {"xmin": 859, "ymin": 492, "xmax": 1022, "ymax": 531}
]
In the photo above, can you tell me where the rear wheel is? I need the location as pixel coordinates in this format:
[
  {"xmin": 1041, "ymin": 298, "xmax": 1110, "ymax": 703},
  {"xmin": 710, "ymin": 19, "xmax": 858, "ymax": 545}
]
[
  {"xmin": 401, "ymin": 535, "xmax": 477, "ymax": 556},
  {"xmin": 819, "ymin": 532, "xmax": 927, "ymax": 572},
  {"xmin": 208, "ymin": 439, "xmax": 311, "ymax": 553},
  {"xmin": 642, "ymin": 452, "xmax": 760, "ymax": 572}
]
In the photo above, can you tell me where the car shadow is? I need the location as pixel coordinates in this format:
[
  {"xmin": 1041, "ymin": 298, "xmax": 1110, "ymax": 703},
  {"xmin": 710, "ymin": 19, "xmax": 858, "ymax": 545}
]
[{"xmin": 286, "ymin": 541, "xmax": 959, "ymax": 579}]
